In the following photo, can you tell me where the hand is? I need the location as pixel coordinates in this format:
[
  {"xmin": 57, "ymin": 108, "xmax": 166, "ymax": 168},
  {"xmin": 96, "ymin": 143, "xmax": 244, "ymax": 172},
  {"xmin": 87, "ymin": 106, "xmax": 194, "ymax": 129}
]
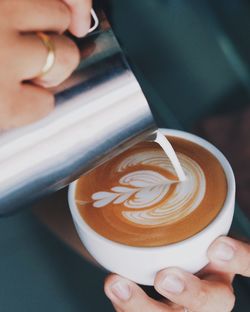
[
  {"xmin": 0, "ymin": 0, "xmax": 91, "ymax": 129},
  {"xmin": 104, "ymin": 237, "xmax": 250, "ymax": 312},
  {"xmin": 63, "ymin": 0, "xmax": 92, "ymax": 37}
]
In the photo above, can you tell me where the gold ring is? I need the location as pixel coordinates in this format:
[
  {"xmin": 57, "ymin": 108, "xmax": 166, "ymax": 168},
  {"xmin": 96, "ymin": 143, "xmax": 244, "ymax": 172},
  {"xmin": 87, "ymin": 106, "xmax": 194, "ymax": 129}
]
[{"xmin": 36, "ymin": 32, "xmax": 56, "ymax": 78}]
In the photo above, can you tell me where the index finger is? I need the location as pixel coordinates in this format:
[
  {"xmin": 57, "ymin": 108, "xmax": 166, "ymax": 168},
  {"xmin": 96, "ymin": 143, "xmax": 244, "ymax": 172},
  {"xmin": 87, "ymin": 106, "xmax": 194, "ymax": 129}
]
[
  {"xmin": 63, "ymin": 0, "xmax": 92, "ymax": 37},
  {"xmin": 208, "ymin": 236, "xmax": 250, "ymax": 277}
]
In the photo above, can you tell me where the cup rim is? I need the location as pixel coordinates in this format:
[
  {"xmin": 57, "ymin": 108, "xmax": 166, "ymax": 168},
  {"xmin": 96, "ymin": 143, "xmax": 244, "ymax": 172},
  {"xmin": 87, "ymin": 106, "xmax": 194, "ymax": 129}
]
[{"xmin": 68, "ymin": 128, "xmax": 235, "ymax": 252}]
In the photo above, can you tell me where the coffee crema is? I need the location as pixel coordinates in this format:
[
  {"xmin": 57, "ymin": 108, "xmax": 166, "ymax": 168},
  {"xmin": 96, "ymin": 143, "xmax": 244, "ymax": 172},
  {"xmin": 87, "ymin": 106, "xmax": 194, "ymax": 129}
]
[{"xmin": 75, "ymin": 136, "xmax": 227, "ymax": 247}]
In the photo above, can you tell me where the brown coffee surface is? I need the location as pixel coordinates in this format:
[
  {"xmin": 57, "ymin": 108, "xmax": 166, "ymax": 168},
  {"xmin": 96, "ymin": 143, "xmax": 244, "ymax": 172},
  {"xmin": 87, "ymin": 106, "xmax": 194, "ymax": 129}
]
[{"xmin": 75, "ymin": 136, "xmax": 227, "ymax": 247}]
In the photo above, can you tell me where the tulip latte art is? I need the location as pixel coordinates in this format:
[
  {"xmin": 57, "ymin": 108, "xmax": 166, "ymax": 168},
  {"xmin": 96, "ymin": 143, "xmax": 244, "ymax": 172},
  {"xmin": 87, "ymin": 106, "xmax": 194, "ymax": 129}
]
[{"xmin": 76, "ymin": 136, "xmax": 227, "ymax": 247}]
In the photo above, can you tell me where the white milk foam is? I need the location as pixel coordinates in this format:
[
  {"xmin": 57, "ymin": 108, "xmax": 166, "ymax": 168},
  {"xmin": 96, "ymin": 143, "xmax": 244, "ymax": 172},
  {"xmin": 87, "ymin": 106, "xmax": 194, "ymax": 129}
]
[{"xmin": 91, "ymin": 147, "xmax": 206, "ymax": 226}]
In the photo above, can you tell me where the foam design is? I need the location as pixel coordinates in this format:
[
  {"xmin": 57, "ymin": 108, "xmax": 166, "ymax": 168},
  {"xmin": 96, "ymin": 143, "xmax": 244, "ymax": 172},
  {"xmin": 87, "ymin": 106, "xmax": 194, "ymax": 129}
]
[{"xmin": 91, "ymin": 150, "xmax": 206, "ymax": 226}]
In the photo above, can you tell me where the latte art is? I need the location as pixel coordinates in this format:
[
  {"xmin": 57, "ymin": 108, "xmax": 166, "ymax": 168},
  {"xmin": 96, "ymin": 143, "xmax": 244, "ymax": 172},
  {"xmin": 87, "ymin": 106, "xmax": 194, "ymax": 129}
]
[
  {"xmin": 92, "ymin": 170, "xmax": 173, "ymax": 209},
  {"xmin": 91, "ymin": 152, "xmax": 206, "ymax": 226},
  {"xmin": 76, "ymin": 136, "xmax": 227, "ymax": 247}
]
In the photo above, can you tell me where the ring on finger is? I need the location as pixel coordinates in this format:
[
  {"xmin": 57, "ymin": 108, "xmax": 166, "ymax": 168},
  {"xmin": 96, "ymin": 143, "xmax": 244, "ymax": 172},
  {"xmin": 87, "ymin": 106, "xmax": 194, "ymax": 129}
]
[{"xmin": 35, "ymin": 32, "xmax": 56, "ymax": 78}]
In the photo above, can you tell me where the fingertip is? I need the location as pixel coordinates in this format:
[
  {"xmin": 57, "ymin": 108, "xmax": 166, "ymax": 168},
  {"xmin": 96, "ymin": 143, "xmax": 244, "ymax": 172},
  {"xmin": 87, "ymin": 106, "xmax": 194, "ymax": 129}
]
[
  {"xmin": 63, "ymin": 0, "xmax": 92, "ymax": 37},
  {"xmin": 104, "ymin": 274, "xmax": 118, "ymax": 297},
  {"xmin": 155, "ymin": 267, "xmax": 185, "ymax": 284},
  {"xmin": 208, "ymin": 237, "xmax": 235, "ymax": 263},
  {"xmin": 70, "ymin": 15, "xmax": 91, "ymax": 38},
  {"xmin": 208, "ymin": 236, "xmax": 230, "ymax": 251},
  {"xmin": 154, "ymin": 267, "xmax": 186, "ymax": 296},
  {"xmin": 104, "ymin": 275, "xmax": 132, "ymax": 303}
]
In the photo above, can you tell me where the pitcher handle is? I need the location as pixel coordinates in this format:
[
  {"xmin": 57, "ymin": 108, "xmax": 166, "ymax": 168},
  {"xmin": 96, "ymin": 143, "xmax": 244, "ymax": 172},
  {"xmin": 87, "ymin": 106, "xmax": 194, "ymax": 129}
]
[{"xmin": 88, "ymin": 9, "xmax": 99, "ymax": 33}]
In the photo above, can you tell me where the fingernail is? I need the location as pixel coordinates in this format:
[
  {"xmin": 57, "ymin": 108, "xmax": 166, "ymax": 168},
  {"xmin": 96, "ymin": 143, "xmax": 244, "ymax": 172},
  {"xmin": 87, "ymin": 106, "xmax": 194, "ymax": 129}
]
[
  {"xmin": 212, "ymin": 242, "xmax": 235, "ymax": 261},
  {"xmin": 75, "ymin": 25, "xmax": 88, "ymax": 37},
  {"xmin": 161, "ymin": 274, "xmax": 185, "ymax": 294},
  {"xmin": 110, "ymin": 281, "xmax": 131, "ymax": 301},
  {"xmin": 75, "ymin": 18, "xmax": 91, "ymax": 37}
]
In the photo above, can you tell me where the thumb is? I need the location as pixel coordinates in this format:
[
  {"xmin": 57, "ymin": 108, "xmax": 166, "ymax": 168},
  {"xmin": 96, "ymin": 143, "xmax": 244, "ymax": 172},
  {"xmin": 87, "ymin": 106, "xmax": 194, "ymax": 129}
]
[
  {"xmin": 104, "ymin": 274, "xmax": 173, "ymax": 312},
  {"xmin": 208, "ymin": 236, "xmax": 250, "ymax": 277}
]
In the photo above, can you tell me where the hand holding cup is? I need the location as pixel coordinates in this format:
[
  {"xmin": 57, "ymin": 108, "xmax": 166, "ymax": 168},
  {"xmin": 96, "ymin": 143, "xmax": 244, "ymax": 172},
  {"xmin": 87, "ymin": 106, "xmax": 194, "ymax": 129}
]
[{"xmin": 104, "ymin": 236, "xmax": 250, "ymax": 312}]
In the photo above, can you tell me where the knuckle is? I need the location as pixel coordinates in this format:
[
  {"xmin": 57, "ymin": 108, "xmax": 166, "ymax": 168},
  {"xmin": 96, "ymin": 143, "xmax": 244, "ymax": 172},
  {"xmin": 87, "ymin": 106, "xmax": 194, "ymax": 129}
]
[
  {"xmin": 192, "ymin": 285, "xmax": 209, "ymax": 311},
  {"xmin": 1, "ymin": 0, "xmax": 19, "ymax": 21}
]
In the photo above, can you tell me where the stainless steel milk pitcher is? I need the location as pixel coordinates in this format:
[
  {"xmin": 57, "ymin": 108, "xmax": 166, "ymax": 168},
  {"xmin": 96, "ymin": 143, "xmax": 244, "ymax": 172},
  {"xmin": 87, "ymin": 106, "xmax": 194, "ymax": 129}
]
[{"xmin": 0, "ymin": 9, "xmax": 157, "ymax": 215}]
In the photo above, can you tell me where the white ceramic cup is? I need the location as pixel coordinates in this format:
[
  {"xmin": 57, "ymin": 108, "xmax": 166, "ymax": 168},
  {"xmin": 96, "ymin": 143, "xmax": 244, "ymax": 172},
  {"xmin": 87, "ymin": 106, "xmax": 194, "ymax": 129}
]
[{"xmin": 68, "ymin": 129, "xmax": 235, "ymax": 286}]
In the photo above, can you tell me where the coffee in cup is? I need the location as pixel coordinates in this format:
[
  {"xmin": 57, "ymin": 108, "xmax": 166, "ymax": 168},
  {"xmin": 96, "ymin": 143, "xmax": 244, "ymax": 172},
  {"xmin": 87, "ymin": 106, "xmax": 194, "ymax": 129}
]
[
  {"xmin": 75, "ymin": 136, "xmax": 227, "ymax": 247},
  {"xmin": 68, "ymin": 129, "xmax": 235, "ymax": 285}
]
